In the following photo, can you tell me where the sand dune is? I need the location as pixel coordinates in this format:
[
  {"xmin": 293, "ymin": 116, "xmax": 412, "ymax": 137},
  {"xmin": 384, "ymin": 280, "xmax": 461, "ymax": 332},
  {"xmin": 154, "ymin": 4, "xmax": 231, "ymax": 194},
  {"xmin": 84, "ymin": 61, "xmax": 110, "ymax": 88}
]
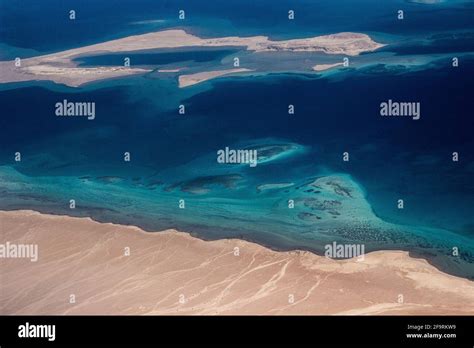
[{"xmin": 1, "ymin": 210, "xmax": 472, "ymax": 315}]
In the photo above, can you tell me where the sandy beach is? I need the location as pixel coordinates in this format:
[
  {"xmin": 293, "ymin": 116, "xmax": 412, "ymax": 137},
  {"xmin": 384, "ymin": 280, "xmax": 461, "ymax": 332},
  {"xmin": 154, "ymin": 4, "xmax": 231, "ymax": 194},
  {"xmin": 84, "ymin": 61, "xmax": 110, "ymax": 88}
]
[
  {"xmin": 1, "ymin": 210, "xmax": 473, "ymax": 315},
  {"xmin": 0, "ymin": 29, "xmax": 384, "ymax": 87}
]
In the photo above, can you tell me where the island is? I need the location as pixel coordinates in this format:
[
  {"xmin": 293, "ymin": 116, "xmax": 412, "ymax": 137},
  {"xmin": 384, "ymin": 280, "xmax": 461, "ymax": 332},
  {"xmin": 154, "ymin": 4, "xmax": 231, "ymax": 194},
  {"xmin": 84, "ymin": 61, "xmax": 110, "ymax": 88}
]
[{"xmin": 0, "ymin": 29, "xmax": 385, "ymax": 88}]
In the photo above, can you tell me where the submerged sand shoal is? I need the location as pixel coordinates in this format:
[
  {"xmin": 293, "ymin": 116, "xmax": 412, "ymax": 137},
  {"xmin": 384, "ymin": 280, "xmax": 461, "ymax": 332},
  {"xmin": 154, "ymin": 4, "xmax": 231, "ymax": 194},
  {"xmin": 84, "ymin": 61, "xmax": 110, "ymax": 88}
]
[{"xmin": 1, "ymin": 210, "xmax": 473, "ymax": 315}]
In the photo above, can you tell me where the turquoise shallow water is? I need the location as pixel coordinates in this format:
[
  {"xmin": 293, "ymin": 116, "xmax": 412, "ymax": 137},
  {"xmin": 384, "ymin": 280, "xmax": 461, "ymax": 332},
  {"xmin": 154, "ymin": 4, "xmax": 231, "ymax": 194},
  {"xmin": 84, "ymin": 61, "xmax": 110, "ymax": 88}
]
[
  {"xmin": 0, "ymin": 0, "xmax": 473, "ymax": 278},
  {"xmin": 1, "ymin": 61, "xmax": 473, "ymax": 278}
]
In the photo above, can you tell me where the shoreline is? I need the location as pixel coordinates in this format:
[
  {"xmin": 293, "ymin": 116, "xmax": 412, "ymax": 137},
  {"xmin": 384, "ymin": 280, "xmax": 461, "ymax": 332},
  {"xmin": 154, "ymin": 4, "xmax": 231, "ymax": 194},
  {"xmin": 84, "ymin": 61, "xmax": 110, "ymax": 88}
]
[
  {"xmin": 1, "ymin": 209, "xmax": 473, "ymax": 315},
  {"xmin": 1, "ymin": 198, "xmax": 472, "ymax": 281}
]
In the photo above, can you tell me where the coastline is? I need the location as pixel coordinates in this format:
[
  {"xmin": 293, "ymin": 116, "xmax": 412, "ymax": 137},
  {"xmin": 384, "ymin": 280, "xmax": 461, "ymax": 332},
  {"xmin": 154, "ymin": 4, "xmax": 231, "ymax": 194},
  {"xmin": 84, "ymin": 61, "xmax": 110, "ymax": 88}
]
[{"xmin": 1, "ymin": 209, "xmax": 473, "ymax": 315}]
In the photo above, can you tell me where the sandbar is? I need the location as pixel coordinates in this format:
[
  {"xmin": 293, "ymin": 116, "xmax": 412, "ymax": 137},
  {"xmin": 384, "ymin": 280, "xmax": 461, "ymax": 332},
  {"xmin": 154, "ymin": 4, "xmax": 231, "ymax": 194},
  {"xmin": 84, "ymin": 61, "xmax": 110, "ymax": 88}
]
[
  {"xmin": 313, "ymin": 62, "xmax": 344, "ymax": 71},
  {"xmin": 178, "ymin": 68, "xmax": 253, "ymax": 88}
]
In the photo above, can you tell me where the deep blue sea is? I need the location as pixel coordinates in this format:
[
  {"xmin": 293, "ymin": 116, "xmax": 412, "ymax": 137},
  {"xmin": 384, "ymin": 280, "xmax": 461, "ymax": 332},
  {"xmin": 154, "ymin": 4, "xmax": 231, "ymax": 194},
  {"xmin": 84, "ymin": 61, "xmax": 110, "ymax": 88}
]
[{"xmin": 0, "ymin": 0, "xmax": 473, "ymax": 278}]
